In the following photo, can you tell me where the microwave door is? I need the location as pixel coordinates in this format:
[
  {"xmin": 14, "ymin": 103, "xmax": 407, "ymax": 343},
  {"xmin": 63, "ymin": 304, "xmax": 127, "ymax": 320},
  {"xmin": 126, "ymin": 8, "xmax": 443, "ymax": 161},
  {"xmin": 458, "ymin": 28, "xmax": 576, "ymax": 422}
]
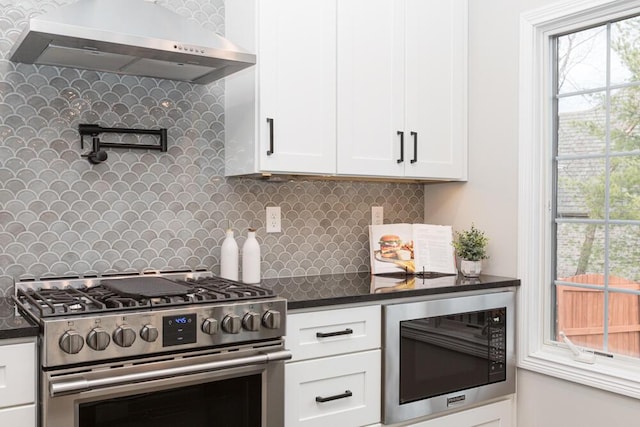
[{"xmin": 399, "ymin": 309, "xmax": 505, "ymax": 403}]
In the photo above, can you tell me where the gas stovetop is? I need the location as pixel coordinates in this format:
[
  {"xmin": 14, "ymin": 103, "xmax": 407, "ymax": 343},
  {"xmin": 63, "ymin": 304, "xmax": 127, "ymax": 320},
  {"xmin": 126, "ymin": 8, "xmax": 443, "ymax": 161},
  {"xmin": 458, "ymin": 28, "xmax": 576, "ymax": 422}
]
[
  {"xmin": 15, "ymin": 274, "xmax": 276, "ymax": 318},
  {"xmin": 13, "ymin": 271, "xmax": 286, "ymax": 368}
]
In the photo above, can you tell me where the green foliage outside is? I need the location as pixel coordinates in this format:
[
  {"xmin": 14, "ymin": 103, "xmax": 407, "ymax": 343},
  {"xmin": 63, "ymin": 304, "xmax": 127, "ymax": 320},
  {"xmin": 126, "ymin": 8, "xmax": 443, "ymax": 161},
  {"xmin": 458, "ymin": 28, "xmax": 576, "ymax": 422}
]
[{"xmin": 559, "ymin": 17, "xmax": 640, "ymax": 279}]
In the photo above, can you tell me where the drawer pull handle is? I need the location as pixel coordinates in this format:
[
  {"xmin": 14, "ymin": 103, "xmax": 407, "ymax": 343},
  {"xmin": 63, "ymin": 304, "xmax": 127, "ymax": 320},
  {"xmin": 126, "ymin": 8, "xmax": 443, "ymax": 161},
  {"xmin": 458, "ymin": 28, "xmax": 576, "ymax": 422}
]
[
  {"xmin": 316, "ymin": 328, "xmax": 353, "ymax": 338},
  {"xmin": 315, "ymin": 390, "xmax": 353, "ymax": 403},
  {"xmin": 266, "ymin": 117, "xmax": 274, "ymax": 155},
  {"xmin": 410, "ymin": 131, "xmax": 418, "ymax": 163}
]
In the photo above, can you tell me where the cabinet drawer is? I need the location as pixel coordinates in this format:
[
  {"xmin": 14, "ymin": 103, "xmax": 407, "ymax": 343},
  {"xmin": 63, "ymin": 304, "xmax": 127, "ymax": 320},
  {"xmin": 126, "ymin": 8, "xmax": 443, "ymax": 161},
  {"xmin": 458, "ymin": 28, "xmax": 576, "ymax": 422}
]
[
  {"xmin": 404, "ymin": 398, "xmax": 514, "ymax": 427},
  {"xmin": 285, "ymin": 350, "xmax": 381, "ymax": 427},
  {"xmin": 0, "ymin": 342, "xmax": 36, "ymax": 407},
  {"xmin": 0, "ymin": 404, "xmax": 36, "ymax": 427},
  {"xmin": 287, "ymin": 305, "xmax": 380, "ymax": 360}
]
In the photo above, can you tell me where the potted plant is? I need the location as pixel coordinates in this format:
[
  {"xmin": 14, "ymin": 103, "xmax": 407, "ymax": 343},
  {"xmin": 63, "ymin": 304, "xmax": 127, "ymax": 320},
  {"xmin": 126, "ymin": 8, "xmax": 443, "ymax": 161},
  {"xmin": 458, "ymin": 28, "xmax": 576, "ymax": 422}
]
[{"xmin": 452, "ymin": 224, "xmax": 489, "ymax": 277}]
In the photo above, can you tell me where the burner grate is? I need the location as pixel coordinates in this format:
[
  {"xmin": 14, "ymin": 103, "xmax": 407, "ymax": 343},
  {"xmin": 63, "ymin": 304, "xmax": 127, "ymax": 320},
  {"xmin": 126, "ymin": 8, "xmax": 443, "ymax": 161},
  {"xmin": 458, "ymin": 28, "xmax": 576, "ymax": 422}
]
[
  {"xmin": 14, "ymin": 275, "xmax": 277, "ymax": 319},
  {"xmin": 179, "ymin": 277, "xmax": 275, "ymax": 301},
  {"xmin": 15, "ymin": 286, "xmax": 151, "ymax": 318}
]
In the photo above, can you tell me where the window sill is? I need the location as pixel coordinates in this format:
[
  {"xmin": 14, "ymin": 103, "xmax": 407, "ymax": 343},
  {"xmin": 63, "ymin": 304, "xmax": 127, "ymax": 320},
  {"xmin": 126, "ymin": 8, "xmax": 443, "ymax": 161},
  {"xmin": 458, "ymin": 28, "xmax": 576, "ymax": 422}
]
[{"xmin": 518, "ymin": 346, "xmax": 640, "ymax": 399}]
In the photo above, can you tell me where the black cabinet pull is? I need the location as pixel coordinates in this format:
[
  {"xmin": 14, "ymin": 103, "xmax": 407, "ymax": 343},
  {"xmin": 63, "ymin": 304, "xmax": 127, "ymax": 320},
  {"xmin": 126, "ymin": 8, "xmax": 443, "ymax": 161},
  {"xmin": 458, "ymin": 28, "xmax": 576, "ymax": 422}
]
[
  {"xmin": 266, "ymin": 118, "xmax": 274, "ymax": 156},
  {"xmin": 315, "ymin": 390, "xmax": 353, "ymax": 403},
  {"xmin": 316, "ymin": 328, "xmax": 353, "ymax": 338},
  {"xmin": 397, "ymin": 131, "xmax": 404, "ymax": 163},
  {"xmin": 410, "ymin": 131, "xmax": 418, "ymax": 163}
]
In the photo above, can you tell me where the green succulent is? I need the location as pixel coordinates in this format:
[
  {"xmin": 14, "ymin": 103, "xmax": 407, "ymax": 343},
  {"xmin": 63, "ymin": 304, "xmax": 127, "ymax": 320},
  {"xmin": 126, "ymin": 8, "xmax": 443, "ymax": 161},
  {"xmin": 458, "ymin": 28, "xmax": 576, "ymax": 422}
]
[{"xmin": 452, "ymin": 224, "xmax": 489, "ymax": 261}]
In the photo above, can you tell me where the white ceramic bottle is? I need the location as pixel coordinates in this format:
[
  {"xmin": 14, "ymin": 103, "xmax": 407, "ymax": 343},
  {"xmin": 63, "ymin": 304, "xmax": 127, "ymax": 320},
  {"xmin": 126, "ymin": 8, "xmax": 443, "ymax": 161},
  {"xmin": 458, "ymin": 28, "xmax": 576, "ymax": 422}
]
[
  {"xmin": 220, "ymin": 228, "xmax": 239, "ymax": 280},
  {"xmin": 242, "ymin": 228, "xmax": 261, "ymax": 284}
]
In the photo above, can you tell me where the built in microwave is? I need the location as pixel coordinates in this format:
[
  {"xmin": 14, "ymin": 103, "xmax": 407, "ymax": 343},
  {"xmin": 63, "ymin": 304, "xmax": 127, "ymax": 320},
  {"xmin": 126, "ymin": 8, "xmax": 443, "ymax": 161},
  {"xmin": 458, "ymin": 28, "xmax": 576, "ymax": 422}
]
[{"xmin": 382, "ymin": 291, "xmax": 515, "ymax": 424}]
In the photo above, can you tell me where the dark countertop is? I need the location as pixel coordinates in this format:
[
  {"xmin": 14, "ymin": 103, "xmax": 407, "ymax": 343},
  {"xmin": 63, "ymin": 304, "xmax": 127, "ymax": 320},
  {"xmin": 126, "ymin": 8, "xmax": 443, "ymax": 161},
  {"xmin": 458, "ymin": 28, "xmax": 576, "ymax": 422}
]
[
  {"xmin": 260, "ymin": 272, "xmax": 520, "ymax": 310},
  {"xmin": 0, "ymin": 297, "xmax": 39, "ymax": 340},
  {"xmin": 0, "ymin": 273, "xmax": 519, "ymax": 338}
]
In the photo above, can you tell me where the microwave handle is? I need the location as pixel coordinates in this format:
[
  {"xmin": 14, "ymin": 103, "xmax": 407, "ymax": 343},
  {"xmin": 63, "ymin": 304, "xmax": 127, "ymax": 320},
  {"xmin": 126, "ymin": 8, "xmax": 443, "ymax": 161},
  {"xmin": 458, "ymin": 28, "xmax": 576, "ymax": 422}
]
[{"xmin": 49, "ymin": 350, "xmax": 292, "ymax": 397}]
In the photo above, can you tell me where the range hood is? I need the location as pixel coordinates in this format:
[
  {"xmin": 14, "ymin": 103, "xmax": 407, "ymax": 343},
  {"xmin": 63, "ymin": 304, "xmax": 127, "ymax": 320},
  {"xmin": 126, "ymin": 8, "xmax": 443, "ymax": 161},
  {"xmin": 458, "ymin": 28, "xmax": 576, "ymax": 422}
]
[{"xmin": 9, "ymin": 0, "xmax": 256, "ymax": 84}]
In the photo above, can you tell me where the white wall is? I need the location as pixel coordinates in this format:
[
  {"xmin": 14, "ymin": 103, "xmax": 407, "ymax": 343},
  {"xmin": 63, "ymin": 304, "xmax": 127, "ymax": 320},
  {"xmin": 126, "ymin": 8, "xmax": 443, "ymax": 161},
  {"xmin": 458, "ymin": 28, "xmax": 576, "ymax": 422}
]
[
  {"xmin": 517, "ymin": 370, "xmax": 640, "ymax": 426},
  {"xmin": 424, "ymin": 0, "xmax": 640, "ymax": 425}
]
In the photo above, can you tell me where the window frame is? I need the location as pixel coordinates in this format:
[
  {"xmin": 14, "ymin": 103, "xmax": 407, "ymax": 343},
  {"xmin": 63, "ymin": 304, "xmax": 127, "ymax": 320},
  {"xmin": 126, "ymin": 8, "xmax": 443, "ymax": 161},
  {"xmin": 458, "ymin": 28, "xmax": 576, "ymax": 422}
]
[{"xmin": 518, "ymin": 0, "xmax": 640, "ymax": 399}]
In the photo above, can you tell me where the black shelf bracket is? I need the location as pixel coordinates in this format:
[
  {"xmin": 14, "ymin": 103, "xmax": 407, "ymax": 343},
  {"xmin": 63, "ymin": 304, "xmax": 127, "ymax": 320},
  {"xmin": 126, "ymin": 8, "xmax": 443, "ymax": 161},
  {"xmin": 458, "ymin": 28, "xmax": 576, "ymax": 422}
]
[{"xmin": 79, "ymin": 124, "xmax": 168, "ymax": 164}]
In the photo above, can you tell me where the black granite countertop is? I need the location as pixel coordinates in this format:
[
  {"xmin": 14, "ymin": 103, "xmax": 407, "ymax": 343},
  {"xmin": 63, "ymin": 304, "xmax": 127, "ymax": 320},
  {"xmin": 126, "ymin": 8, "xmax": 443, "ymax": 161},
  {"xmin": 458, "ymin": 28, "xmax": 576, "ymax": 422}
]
[
  {"xmin": 260, "ymin": 272, "xmax": 520, "ymax": 310},
  {"xmin": 0, "ymin": 297, "xmax": 39, "ymax": 340},
  {"xmin": 0, "ymin": 273, "xmax": 519, "ymax": 338}
]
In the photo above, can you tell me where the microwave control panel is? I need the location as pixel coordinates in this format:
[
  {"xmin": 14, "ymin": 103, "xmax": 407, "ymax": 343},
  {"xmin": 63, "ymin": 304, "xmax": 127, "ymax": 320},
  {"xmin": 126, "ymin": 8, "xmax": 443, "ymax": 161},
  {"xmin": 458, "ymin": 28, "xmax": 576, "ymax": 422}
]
[{"xmin": 488, "ymin": 308, "xmax": 507, "ymax": 382}]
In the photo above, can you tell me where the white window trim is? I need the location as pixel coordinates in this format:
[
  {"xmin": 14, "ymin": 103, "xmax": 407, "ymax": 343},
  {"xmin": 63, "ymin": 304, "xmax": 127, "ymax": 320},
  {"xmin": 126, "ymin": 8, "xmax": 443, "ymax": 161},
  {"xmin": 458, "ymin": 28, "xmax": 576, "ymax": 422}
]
[{"xmin": 518, "ymin": 0, "xmax": 640, "ymax": 399}]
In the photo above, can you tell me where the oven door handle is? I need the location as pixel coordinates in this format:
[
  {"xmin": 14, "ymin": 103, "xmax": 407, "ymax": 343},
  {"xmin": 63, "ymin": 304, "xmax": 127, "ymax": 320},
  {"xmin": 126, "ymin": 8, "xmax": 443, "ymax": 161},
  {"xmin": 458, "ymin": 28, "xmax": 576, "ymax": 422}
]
[{"xmin": 49, "ymin": 350, "xmax": 292, "ymax": 397}]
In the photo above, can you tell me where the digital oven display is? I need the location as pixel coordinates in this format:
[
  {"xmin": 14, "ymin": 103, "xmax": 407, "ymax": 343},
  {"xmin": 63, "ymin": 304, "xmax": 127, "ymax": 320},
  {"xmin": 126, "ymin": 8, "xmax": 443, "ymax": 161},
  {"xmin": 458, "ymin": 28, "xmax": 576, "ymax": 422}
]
[{"xmin": 162, "ymin": 313, "xmax": 197, "ymax": 347}]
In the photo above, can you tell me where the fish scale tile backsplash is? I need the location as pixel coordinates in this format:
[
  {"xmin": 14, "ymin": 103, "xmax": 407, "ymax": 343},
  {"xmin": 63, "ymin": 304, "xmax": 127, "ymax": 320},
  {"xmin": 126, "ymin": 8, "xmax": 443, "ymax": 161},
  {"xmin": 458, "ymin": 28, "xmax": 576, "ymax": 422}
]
[{"xmin": 0, "ymin": 0, "xmax": 424, "ymax": 296}]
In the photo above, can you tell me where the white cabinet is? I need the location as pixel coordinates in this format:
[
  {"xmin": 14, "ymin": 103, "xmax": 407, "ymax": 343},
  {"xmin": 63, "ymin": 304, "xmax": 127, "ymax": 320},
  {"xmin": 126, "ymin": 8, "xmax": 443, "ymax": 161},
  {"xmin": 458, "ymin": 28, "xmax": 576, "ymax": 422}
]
[
  {"xmin": 337, "ymin": 0, "xmax": 468, "ymax": 180},
  {"xmin": 226, "ymin": 0, "xmax": 336, "ymax": 177},
  {"xmin": 227, "ymin": 0, "xmax": 467, "ymax": 181},
  {"xmin": 336, "ymin": 0, "xmax": 403, "ymax": 178},
  {"xmin": 0, "ymin": 405, "xmax": 36, "ymax": 426},
  {"xmin": 400, "ymin": 398, "xmax": 514, "ymax": 427},
  {"xmin": 0, "ymin": 339, "xmax": 37, "ymax": 427},
  {"xmin": 285, "ymin": 306, "xmax": 381, "ymax": 427},
  {"xmin": 286, "ymin": 350, "xmax": 380, "ymax": 427}
]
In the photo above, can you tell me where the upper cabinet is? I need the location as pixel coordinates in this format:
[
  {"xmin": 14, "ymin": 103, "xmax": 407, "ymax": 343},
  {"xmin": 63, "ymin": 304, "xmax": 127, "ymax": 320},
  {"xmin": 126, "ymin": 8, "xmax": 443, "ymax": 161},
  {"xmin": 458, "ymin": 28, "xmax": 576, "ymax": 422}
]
[
  {"xmin": 226, "ymin": 0, "xmax": 467, "ymax": 181},
  {"xmin": 226, "ymin": 0, "xmax": 336, "ymax": 177},
  {"xmin": 337, "ymin": 0, "xmax": 468, "ymax": 180}
]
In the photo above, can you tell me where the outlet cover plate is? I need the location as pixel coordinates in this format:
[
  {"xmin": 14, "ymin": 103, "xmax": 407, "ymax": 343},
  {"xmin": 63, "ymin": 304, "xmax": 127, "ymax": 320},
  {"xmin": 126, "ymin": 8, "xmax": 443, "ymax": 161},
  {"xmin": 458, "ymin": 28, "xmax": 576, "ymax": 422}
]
[
  {"xmin": 372, "ymin": 206, "xmax": 383, "ymax": 225},
  {"xmin": 266, "ymin": 206, "xmax": 281, "ymax": 233}
]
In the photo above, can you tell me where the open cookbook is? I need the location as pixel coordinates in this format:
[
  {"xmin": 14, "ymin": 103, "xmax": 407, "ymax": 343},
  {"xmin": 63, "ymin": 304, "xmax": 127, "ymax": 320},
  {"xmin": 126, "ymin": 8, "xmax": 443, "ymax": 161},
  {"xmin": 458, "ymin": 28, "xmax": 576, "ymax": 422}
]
[{"xmin": 368, "ymin": 223, "xmax": 457, "ymax": 275}]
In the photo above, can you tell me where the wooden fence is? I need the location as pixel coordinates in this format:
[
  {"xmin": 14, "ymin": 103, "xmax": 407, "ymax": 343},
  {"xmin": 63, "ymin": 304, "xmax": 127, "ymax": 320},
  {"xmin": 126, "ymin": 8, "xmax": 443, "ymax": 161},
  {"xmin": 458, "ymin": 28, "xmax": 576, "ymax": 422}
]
[{"xmin": 556, "ymin": 274, "xmax": 640, "ymax": 357}]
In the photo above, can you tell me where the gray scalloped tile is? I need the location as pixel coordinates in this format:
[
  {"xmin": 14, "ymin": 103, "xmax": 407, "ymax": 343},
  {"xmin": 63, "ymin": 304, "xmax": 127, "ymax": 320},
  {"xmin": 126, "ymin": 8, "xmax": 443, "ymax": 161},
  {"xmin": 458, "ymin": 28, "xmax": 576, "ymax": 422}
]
[{"xmin": 0, "ymin": 0, "xmax": 424, "ymax": 296}]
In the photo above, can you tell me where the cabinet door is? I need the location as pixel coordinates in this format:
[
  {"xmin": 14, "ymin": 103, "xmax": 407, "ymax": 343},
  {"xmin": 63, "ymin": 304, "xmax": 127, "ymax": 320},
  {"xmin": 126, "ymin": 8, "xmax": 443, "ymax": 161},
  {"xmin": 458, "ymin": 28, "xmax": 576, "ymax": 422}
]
[
  {"xmin": 0, "ymin": 341, "xmax": 35, "ymax": 408},
  {"xmin": 285, "ymin": 350, "xmax": 381, "ymax": 427},
  {"xmin": 287, "ymin": 305, "xmax": 380, "ymax": 361},
  {"xmin": 404, "ymin": 0, "xmax": 467, "ymax": 180},
  {"xmin": 0, "ymin": 405, "xmax": 36, "ymax": 427},
  {"xmin": 336, "ymin": 0, "xmax": 405, "ymax": 177},
  {"xmin": 259, "ymin": 0, "xmax": 337, "ymax": 175},
  {"xmin": 405, "ymin": 398, "xmax": 514, "ymax": 427}
]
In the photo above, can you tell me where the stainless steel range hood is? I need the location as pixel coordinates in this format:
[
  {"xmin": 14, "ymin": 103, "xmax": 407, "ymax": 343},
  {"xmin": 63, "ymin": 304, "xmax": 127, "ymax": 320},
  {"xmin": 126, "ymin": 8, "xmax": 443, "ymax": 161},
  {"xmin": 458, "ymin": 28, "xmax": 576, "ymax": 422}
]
[{"xmin": 9, "ymin": 0, "xmax": 256, "ymax": 84}]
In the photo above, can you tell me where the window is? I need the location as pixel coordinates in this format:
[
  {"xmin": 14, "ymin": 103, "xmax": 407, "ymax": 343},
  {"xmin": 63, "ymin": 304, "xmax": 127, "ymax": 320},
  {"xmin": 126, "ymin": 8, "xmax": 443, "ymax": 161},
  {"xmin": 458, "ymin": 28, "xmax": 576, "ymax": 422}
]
[
  {"xmin": 553, "ymin": 15, "xmax": 640, "ymax": 360},
  {"xmin": 519, "ymin": 0, "xmax": 640, "ymax": 398}
]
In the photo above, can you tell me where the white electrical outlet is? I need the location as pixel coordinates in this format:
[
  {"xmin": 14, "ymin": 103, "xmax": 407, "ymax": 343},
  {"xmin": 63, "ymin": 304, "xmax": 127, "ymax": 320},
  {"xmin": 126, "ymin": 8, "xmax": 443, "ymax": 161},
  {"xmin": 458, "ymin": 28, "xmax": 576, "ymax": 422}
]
[
  {"xmin": 372, "ymin": 206, "xmax": 383, "ymax": 225},
  {"xmin": 266, "ymin": 206, "xmax": 281, "ymax": 233}
]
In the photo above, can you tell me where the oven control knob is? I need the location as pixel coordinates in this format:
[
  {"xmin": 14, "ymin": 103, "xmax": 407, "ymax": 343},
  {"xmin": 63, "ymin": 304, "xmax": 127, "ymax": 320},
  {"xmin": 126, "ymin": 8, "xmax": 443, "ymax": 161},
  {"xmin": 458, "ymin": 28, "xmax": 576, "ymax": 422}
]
[
  {"xmin": 87, "ymin": 327, "xmax": 111, "ymax": 351},
  {"xmin": 242, "ymin": 311, "xmax": 261, "ymax": 331},
  {"xmin": 202, "ymin": 318, "xmax": 219, "ymax": 335},
  {"xmin": 262, "ymin": 310, "xmax": 281, "ymax": 329},
  {"xmin": 60, "ymin": 330, "xmax": 84, "ymax": 354},
  {"xmin": 113, "ymin": 326, "xmax": 136, "ymax": 347},
  {"xmin": 221, "ymin": 314, "xmax": 241, "ymax": 334},
  {"xmin": 140, "ymin": 325, "xmax": 159, "ymax": 342}
]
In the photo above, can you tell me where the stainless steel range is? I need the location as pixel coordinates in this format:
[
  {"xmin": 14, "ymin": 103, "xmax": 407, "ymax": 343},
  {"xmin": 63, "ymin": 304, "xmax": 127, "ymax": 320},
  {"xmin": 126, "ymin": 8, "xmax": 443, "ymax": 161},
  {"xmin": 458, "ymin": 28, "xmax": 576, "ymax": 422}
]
[{"xmin": 14, "ymin": 270, "xmax": 290, "ymax": 427}]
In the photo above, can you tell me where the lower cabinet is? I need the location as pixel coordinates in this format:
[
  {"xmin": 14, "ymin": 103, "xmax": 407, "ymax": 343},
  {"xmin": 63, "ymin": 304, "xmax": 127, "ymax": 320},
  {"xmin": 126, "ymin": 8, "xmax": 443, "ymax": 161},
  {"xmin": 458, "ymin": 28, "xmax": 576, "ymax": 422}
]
[
  {"xmin": 285, "ymin": 350, "xmax": 381, "ymax": 427},
  {"xmin": 372, "ymin": 398, "xmax": 514, "ymax": 427},
  {"xmin": 285, "ymin": 304, "xmax": 514, "ymax": 427},
  {"xmin": 0, "ymin": 339, "xmax": 37, "ymax": 427},
  {"xmin": 285, "ymin": 305, "xmax": 381, "ymax": 427},
  {"xmin": 0, "ymin": 404, "xmax": 36, "ymax": 425}
]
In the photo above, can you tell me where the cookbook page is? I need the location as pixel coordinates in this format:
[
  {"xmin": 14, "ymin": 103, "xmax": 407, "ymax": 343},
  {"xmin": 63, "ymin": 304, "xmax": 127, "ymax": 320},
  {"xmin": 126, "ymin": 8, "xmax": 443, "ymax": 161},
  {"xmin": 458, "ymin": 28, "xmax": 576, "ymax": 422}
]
[
  {"xmin": 368, "ymin": 224, "xmax": 415, "ymax": 274},
  {"xmin": 412, "ymin": 224, "xmax": 457, "ymax": 274}
]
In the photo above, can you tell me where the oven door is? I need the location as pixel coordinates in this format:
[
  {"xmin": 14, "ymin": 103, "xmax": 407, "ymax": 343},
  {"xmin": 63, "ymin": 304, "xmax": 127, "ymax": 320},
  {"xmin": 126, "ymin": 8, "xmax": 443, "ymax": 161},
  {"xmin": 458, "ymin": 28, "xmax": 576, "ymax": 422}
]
[
  {"xmin": 383, "ymin": 292, "xmax": 515, "ymax": 424},
  {"xmin": 42, "ymin": 341, "xmax": 290, "ymax": 427}
]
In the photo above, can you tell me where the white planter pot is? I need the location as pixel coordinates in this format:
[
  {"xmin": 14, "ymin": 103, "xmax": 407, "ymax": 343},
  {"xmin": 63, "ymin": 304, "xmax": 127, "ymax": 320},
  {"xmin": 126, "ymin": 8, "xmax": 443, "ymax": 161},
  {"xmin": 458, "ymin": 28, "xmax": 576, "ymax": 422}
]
[{"xmin": 460, "ymin": 260, "xmax": 482, "ymax": 277}]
